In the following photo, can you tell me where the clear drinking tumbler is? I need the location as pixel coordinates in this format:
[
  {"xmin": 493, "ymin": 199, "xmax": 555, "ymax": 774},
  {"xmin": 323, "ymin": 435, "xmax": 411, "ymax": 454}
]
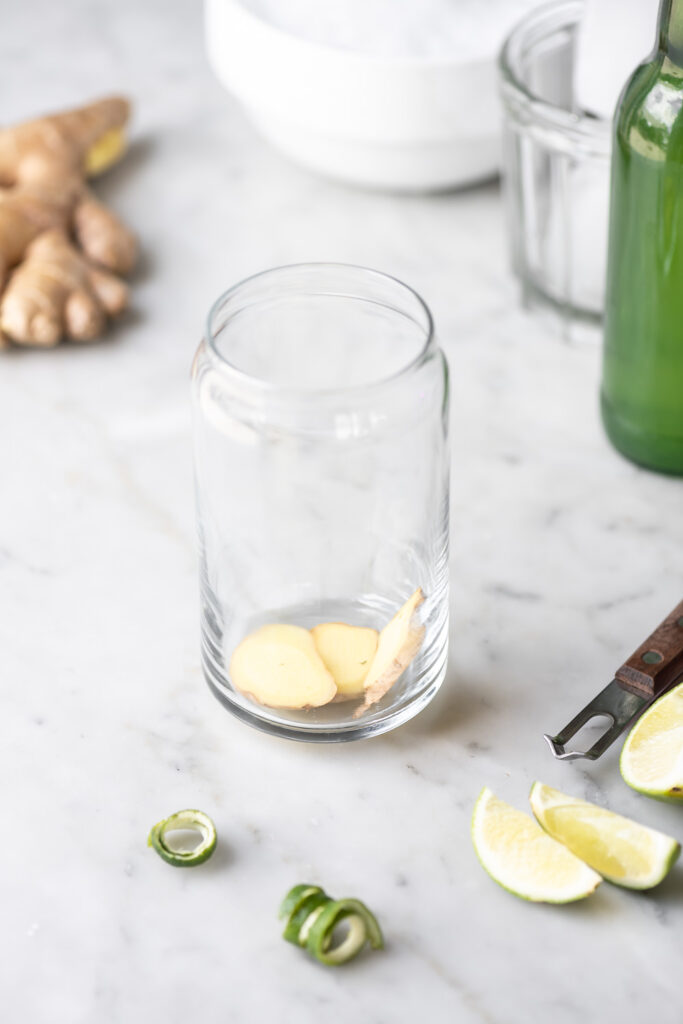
[
  {"xmin": 499, "ymin": 0, "xmax": 612, "ymax": 341},
  {"xmin": 191, "ymin": 264, "xmax": 449, "ymax": 741}
]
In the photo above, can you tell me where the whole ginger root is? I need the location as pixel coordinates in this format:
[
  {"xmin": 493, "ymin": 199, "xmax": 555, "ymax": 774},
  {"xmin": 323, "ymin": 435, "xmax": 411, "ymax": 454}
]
[{"xmin": 0, "ymin": 96, "xmax": 137, "ymax": 347}]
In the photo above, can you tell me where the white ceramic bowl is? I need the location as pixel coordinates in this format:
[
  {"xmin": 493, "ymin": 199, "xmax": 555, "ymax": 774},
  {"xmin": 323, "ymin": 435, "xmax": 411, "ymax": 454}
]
[{"xmin": 205, "ymin": 0, "xmax": 501, "ymax": 191}]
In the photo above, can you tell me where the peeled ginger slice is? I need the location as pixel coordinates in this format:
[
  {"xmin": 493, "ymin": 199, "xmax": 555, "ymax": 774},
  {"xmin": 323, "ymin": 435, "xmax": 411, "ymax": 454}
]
[
  {"xmin": 230, "ymin": 624, "xmax": 336, "ymax": 709},
  {"xmin": 311, "ymin": 623, "xmax": 379, "ymax": 700}
]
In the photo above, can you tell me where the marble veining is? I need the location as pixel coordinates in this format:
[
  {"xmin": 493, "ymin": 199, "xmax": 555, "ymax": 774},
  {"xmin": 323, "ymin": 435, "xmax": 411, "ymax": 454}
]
[{"xmin": 2, "ymin": 2, "xmax": 683, "ymax": 1023}]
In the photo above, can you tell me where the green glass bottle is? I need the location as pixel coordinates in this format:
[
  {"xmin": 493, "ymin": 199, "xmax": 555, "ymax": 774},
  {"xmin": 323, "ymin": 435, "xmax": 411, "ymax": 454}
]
[{"xmin": 601, "ymin": 0, "xmax": 683, "ymax": 475}]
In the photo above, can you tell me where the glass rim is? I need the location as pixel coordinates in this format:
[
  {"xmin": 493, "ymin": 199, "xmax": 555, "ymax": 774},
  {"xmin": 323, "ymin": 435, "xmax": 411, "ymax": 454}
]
[
  {"xmin": 498, "ymin": 0, "xmax": 611, "ymax": 153},
  {"xmin": 204, "ymin": 262, "xmax": 436, "ymax": 401}
]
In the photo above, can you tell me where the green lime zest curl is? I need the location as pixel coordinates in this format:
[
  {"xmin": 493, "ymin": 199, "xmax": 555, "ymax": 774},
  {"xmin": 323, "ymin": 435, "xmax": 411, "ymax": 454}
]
[
  {"xmin": 279, "ymin": 884, "xmax": 383, "ymax": 966},
  {"xmin": 148, "ymin": 809, "xmax": 217, "ymax": 867}
]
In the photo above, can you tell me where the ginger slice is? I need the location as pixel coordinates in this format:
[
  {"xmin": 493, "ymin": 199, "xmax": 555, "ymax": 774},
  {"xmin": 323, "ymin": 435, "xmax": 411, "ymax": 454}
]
[
  {"xmin": 311, "ymin": 623, "xmax": 379, "ymax": 701},
  {"xmin": 354, "ymin": 588, "xmax": 425, "ymax": 719},
  {"xmin": 230, "ymin": 624, "xmax": 337, "ymax": 710}
]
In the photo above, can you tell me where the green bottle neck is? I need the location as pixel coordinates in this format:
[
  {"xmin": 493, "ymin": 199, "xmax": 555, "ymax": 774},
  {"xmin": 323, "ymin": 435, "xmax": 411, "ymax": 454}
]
[{"xmin": 659, "ymin": 0, "xmax": 683, "ymax": 64}]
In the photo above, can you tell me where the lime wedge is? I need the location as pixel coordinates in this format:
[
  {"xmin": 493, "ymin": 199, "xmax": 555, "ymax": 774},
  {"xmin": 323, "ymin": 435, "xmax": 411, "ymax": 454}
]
[
  {"xmin": 472, "ymin": 788, "xmax": 601, "ymax": 903},
  {"xmin": 530, "ymin": 782, "xmax": 680, "ymax": 890},
  {"xmin": 620, "ymin": 682, "xmax": 683, "ymax": 801}
]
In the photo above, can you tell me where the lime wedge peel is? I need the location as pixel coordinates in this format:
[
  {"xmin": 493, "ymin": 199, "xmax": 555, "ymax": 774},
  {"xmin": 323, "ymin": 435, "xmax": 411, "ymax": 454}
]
[
  {"xmin": 530, "ymin": 783, "xmax": 680, "ymax": 891},
  {"xmin": 620, "ymin": 682, "xmax": 683, "ymax": 801},
  {"xmin": 471, "ymin": 788, "xmax": 602, "ymax": 904}
]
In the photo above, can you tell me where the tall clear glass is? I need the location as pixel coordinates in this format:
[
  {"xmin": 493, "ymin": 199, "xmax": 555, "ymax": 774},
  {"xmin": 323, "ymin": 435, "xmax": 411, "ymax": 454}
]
[{"xmin": 191, "ymin": 264, "xmax": 449, "ymax": 741}]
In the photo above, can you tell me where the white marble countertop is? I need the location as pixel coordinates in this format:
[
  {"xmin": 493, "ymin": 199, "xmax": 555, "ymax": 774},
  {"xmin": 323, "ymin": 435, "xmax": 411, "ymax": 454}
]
[{"xmin": 3, "ymin": 2, "xmax": 683, "ymax": 1022}]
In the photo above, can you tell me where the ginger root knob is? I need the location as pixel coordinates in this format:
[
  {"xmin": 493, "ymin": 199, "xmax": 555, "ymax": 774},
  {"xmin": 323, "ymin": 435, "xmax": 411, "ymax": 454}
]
[{"xmin": 0, "ymin": 96, "xmax": 137, "ymax": 348}]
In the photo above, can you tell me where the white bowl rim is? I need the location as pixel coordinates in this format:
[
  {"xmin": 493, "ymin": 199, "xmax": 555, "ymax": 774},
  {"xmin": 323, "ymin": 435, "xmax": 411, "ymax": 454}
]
[{"xmin": 225, "ymin": 0, "xmax": 497, "ymax": 70}]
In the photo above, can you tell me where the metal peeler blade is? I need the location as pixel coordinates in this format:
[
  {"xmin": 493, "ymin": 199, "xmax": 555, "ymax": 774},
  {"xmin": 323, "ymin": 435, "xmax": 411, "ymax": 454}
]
[
  {"xmin": 545, "ymin": 598, "xmax": 683, "ymax": 762},
  {"xmin": 544, "ymin": 680, "xmax": 648, "ymax": 761}
]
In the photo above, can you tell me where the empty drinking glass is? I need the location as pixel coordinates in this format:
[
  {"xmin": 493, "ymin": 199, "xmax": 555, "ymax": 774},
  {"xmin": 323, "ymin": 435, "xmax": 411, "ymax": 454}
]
[{"xmin": 191, "ymin": 264, "xmax": 450, "ymax": 741}]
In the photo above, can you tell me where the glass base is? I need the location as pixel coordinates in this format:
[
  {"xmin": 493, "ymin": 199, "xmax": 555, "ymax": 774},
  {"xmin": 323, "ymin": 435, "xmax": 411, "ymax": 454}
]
[
  {"xmin": 200, "ymin": 593, "xmax": 449, "ymax": 743},
  {"xmin": 520, "ymin": 278, "xmax": 603, "ymax": 345},
  {"xmin": 601, "ymin": 392, "xmax": 683, "ymax": 476}
]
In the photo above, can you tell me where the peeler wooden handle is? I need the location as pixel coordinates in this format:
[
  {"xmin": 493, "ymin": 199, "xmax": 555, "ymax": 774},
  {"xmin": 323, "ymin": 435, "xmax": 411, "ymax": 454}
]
[
  {"xmin": 545, "ymin": 597, "xmax": 683, "ymax": 761},
  {"xmin": 615, "ymin": 599, "xmax": 683, "ymax": 697}
]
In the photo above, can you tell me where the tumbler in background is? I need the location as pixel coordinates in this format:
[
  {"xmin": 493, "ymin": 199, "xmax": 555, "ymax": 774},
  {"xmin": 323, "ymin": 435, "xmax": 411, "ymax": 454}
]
[{"xmin": 499, "ymin": 0, "xmax": 611, "ymax": 340}]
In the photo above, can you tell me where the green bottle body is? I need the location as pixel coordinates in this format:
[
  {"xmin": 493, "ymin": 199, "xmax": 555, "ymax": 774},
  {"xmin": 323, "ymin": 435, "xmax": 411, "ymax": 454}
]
[{"xmin": 601, "ymin": 11, "xmax": 683, "ymax": 475}]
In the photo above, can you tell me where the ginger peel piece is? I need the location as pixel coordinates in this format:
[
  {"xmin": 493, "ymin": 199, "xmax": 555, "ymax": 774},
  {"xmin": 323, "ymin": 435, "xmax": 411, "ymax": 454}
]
[
  {"xmin": 230, "ymin": 624, "xmax": 337, "ymax": 710},
  {"xmin": 354, "ymin": 588, "xmax": 425, "ymax": 719},
  {"xmin": 311, "ymin": 623, "xmax": 379, "ymax": 701}
]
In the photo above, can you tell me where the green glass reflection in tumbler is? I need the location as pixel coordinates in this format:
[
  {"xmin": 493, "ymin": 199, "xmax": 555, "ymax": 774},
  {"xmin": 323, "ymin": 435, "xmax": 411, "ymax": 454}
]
[{"xmin": 601, "ymin": 0, "xmax": 683, "ymax": 475}]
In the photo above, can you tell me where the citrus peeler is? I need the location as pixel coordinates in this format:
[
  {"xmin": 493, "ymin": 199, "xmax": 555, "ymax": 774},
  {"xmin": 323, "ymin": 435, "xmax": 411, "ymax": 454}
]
[{"xmin": 545, "ymin": 598, "xmax": 683, "ymax": 761}]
